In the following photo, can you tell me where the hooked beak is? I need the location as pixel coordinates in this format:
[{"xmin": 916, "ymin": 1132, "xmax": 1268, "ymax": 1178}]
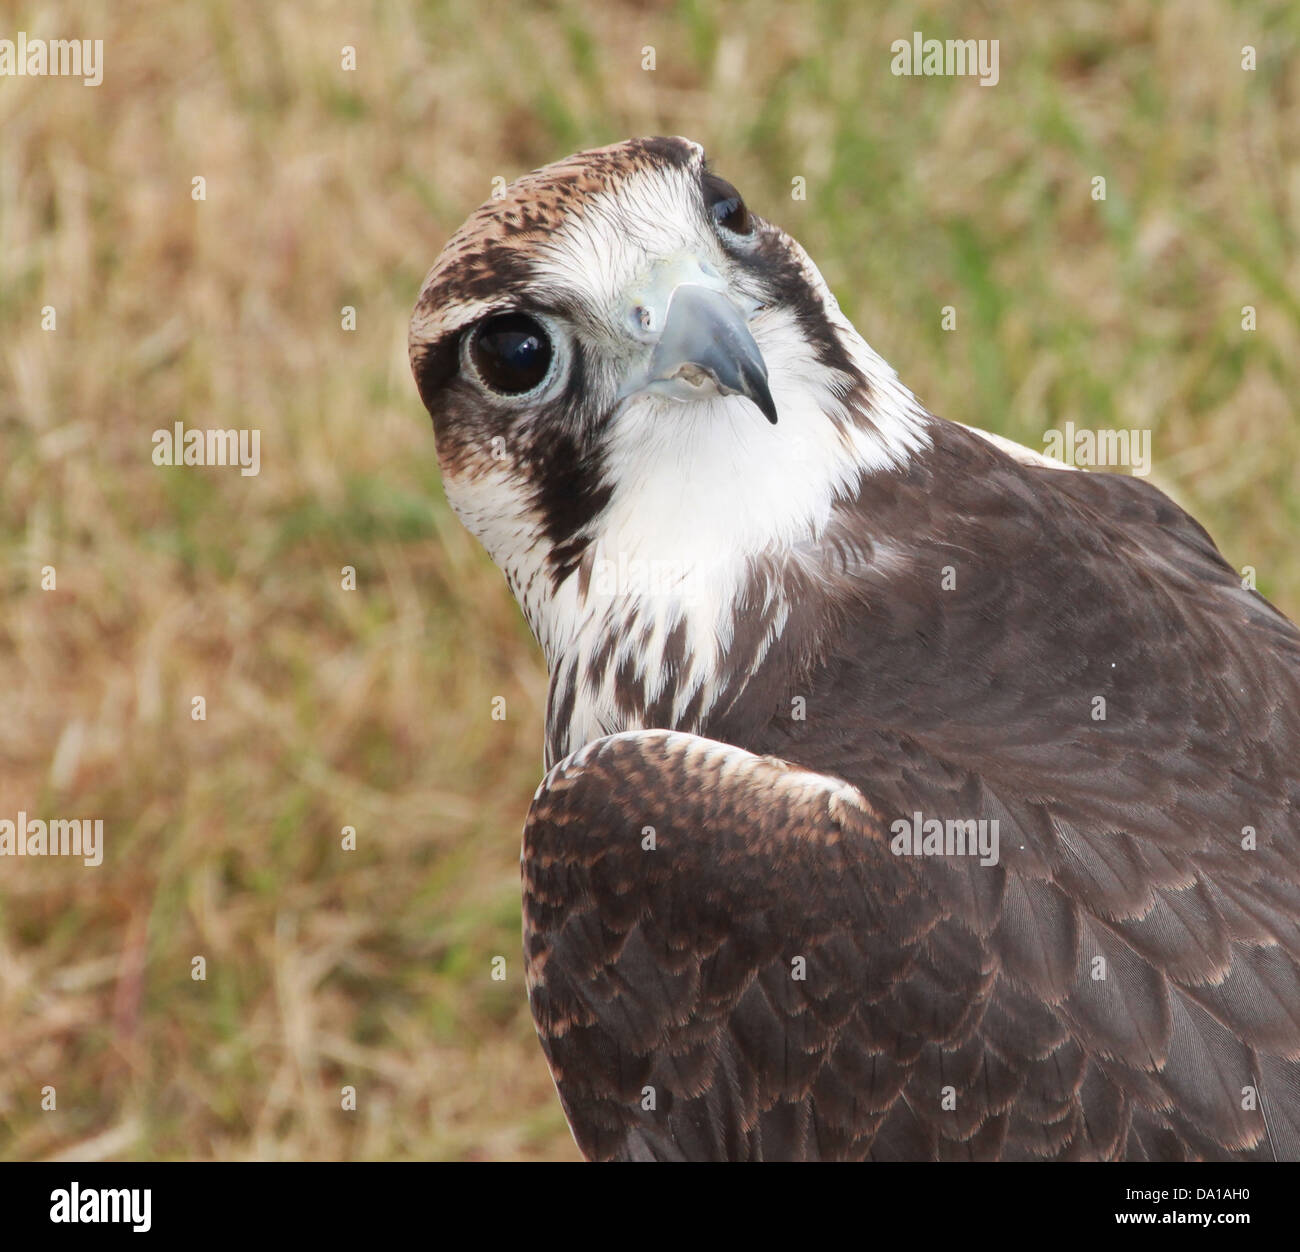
[{"xmin": 620, "ymin": 259, "xmax": 778, "ymax": 424}]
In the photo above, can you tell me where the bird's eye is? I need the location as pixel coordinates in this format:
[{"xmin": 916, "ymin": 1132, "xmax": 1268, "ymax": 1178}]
[
  {"xmin": 469, "ymin": 312, "xmax": 553, "ymax": 395},
  {"xmin": 703, "ymin": 173, "xmax": 752, "ymax": 237}
]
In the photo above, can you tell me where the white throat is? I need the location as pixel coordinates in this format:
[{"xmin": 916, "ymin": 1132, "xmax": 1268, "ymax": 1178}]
[{"xmin": 511, "ymin": 312, "xmax": 934, "ymax": 761}]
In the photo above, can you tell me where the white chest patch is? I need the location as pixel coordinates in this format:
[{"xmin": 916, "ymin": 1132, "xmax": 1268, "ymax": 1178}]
[{"xmin": 532, "ymin": 311, "xmax": 932, "ymax": 761}]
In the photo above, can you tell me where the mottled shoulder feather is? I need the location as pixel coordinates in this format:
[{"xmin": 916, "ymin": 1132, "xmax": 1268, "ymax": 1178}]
[{"xmin": 523, "ymin": 729, "xmax": 1300, "ymax": 1161}]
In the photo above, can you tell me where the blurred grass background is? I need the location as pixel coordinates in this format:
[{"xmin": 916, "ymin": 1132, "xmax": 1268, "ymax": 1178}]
[{"xmin": 0, "ymin": 0, "xmax": 1296, "ymax": 1160}]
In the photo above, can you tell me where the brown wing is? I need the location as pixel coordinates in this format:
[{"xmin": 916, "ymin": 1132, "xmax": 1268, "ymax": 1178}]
[{"xmin": 522, "ymin": 730, "xmax": 1300, "ymax": 1161}]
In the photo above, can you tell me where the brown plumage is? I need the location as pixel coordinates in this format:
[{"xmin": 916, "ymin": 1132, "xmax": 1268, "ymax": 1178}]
[{"xmin": 411, "ymin": 137, "xmax": 1300, "ymax": 1161}]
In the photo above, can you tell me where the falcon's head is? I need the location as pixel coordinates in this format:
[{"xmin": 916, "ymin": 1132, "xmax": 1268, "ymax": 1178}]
[{"xmin": 410, "ymin": 137, "xmax": 933, "ymax": 755}]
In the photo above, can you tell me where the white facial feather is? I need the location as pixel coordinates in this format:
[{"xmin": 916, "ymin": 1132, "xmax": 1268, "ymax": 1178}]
[
  {"xmin": 431, "ymin": 151, "xmax": 1040, "ymax": 760},
  {"xmin": 530, "ymin": 162, "xmax": 705, "ymax": 316}
]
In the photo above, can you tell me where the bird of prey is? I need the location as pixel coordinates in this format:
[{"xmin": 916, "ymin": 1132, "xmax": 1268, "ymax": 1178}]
[{"xmin": 409, "ymin": 136, "xmax": 1300, "ymax": 1162}]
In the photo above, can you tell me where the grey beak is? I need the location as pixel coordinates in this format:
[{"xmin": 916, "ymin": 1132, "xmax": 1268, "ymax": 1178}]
[{"xmin": 647, "ymin": 285, "xmax": 778, "ymax": 424}]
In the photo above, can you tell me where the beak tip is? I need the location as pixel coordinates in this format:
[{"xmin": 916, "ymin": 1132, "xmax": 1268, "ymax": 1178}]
[{"xmin": 745, "ymin": 369, "xmax": 778, "ymax": 424}]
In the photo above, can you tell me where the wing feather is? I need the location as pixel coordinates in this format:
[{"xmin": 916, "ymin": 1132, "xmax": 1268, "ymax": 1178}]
[{"xmin": 523, "ymin": 729, "xmax": 1300, "ymax": 1160}]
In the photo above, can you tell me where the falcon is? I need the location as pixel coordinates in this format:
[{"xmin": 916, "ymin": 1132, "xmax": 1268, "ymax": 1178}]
[{"xmin": 409, "ymin": 136, "xmax": 1300, "ymax": 1161}]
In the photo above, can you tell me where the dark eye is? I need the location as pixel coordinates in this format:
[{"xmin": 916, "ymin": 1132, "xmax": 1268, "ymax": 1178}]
[
  {"xmin": 469, "ymin": 312, "xmax": 553, "ymax": 394},
  {"xmin": 702, "ymin": 172, "xmax": 752, "ymax": 237}
]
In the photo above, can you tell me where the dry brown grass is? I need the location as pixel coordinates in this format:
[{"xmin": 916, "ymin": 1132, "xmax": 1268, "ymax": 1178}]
[{"xmin": 1, "ymin": 0, "xmax": 1296, "ymax": 1160}]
